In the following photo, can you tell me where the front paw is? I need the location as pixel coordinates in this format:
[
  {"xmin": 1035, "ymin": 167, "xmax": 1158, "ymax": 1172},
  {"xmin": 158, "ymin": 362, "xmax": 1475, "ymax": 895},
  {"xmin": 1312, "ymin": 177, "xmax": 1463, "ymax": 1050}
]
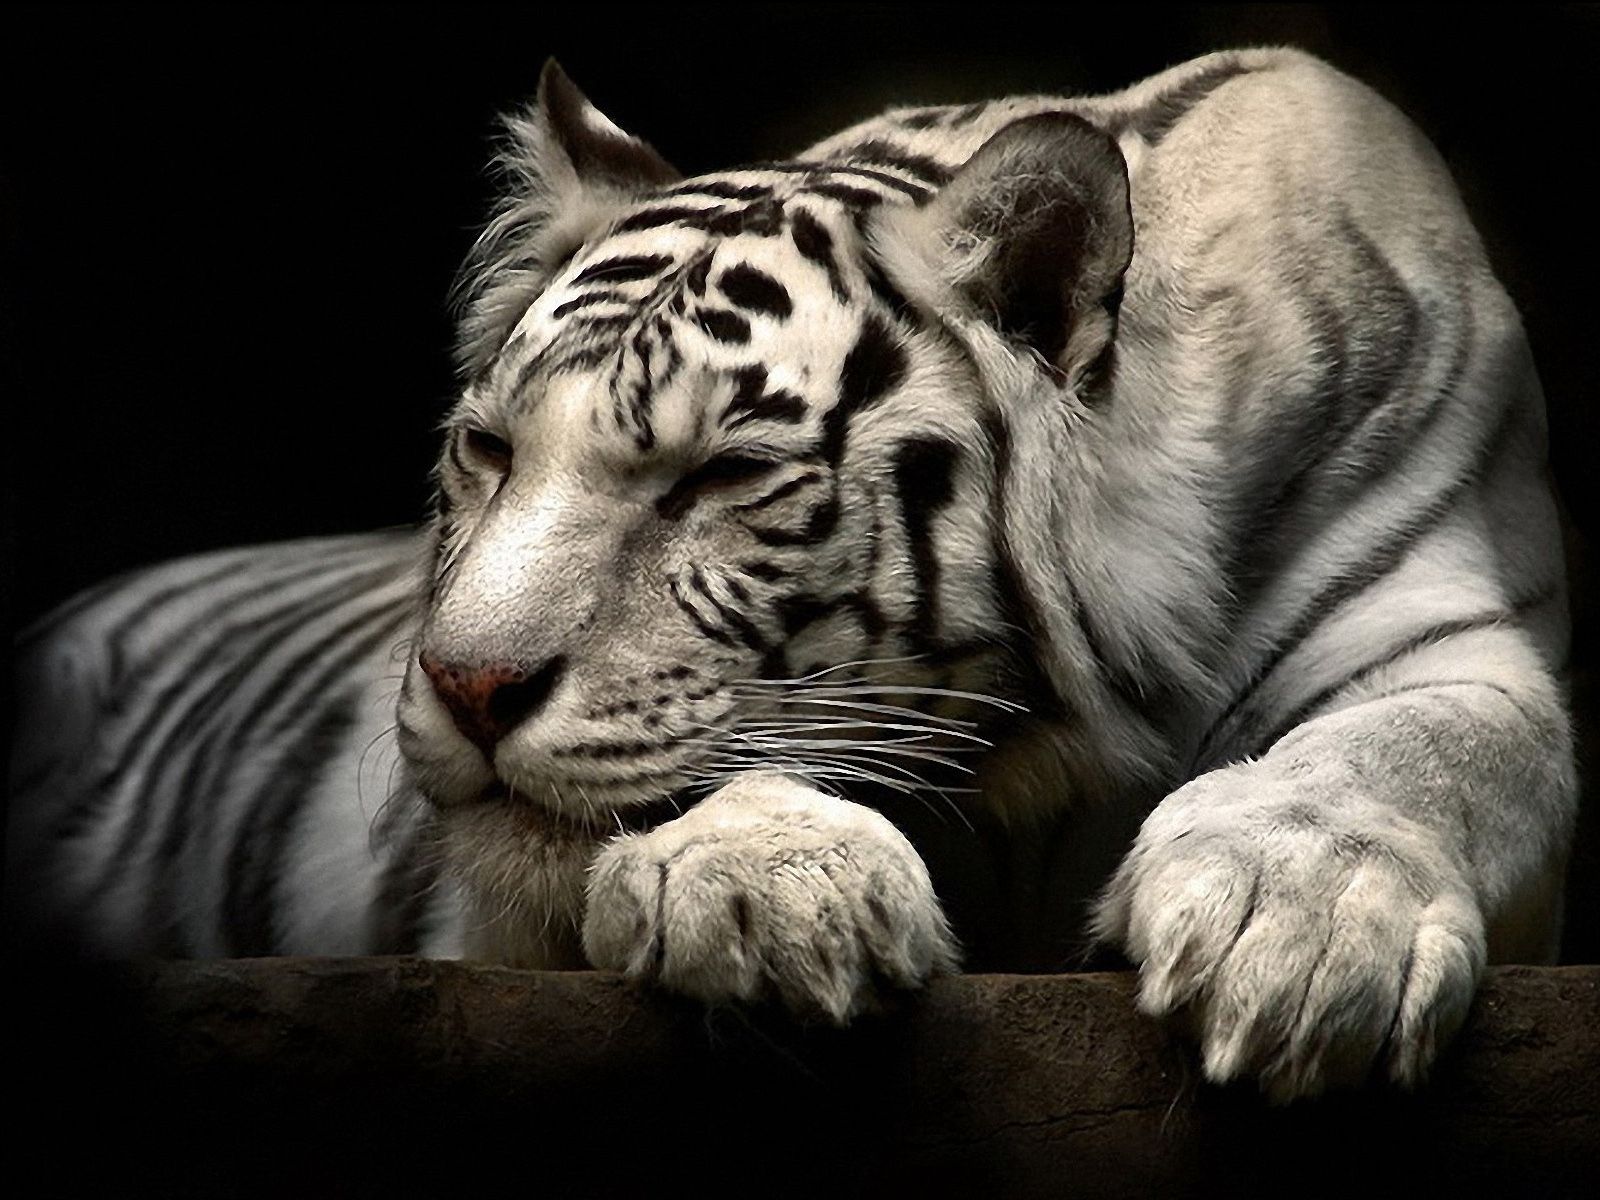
[
  {"xmin": 1095, "ymin": 766, "xmax": 1486, "ymax": 1101},
  {"xmin": 583, "ymin": 772, "xmax": 958, "ymax": 1022}
]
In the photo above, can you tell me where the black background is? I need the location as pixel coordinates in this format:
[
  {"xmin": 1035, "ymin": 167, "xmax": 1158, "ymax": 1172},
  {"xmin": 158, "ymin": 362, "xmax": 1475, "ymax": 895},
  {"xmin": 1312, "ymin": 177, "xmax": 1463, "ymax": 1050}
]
[{"xmin": 3, "ymin": 5, "xmax": 1596, "ymax": 958}]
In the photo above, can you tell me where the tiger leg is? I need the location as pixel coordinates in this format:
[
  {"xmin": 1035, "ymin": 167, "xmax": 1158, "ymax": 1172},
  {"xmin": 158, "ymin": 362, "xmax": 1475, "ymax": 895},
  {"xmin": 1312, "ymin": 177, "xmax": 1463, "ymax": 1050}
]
[
  {"xmin": 582, "ymin": 771, "xmax": 958, "ymax": 1021},
  {"xmin": 1095, "ymin": 674, "xmax": 1573, "ymax": 1102}
]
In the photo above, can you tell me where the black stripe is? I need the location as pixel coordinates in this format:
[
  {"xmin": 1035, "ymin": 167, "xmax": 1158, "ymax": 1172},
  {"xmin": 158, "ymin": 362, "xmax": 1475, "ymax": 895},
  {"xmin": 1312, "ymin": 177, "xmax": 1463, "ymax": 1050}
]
[
  {"xmin": 717, "ymin": 264, "xmax": 793, "ymax": 318},
  {"xmin": 684, "ymin": 253, "xmax": 712, "ymax": 296},
  {"xmin": 572, "ymin": 254, "xmax": 673, "ymax": 285},
  {"xmin": 802, "ymin": 181, "xmax": 892, "ymax": 209},
  {"xmin": 1194, "ymin": 393, "xmax": 1526, "ymax": 770},
  {"xmin": 804, "ymin": 493, "xmax": 841, "ymax": 540},
  {"xmin": 137, "ymin": 583, "xmax": 410, "ymax": 938},
  {"xmin": 776, "ymin": 594, "xmax": 833, "ymax": 637},
  {"xmin": 144, "ymin": 723, "xmax": 230, "ymax": 952},
  {"xmin": 894, "ymin": 108, "xmax": 948, "ymax": 131},
  {"xmin": 694, "ymin": 198, "xmax": 785, "ymax": 237},
  {"xmin": 837, "ymin": 591, "xmax": 888, "ymax": 641},
  {"xmin": 670, "ymin": 576, "xmax": 736, "ymax": 646},
  {"xmin": 699, "ymin": 585, "xmax": 769, "ymax": 655},
  {"xmin": 510, "ymin": 343, "xmax": 554, "ymax": 403},
  {"xmin": 102, "ymin": 554, "xmax": 280, "ymax": 684},
  {"xmin": 222, "ymin": 605, "xmax": 414, "ymax": 954},
  {"xmin": 861, "ymin": 257, "xmax": 918, "ymax": 326},
  {"xmin": 982, "ymin": 409, "xmax": 1071, "ymax": 720},
  {"xmin": 661, "ymin": 181, "xmax": 772, "ymax": 202},
  {"xmin": 695, "ymin": 309, "xmax": 751, "ymax": 344},
  {"xmin": 747, "ymin": 493, "xmax": 840, "ymax": 547},
  {"xmin": 15, "ymin": 564, "xmax": 175, "ymax": 653},
  {"xmin": 816, "ymin": 163, "xmax": 931, "ymax": 199},
  {"xmin": 221, "ymin": 698, "xmax": 360, "ymax": 955},
  {"xmin": 723, "ymin": 366, "xmax": 806, "ymax": 430},
  {"xmin": 1246, "ymin": 587, "xmax": 1558, "ymax": 756},
  {"xmin": 838, "ymin": 138, "xmax": 953, "ymax": 184},
  {"xmin": 726, "ymin": 392, "xmax": 805, "ymax": 429},
  {"xmin": 892, "ymin": 437, "xmax": 960, "ymax": 649},
  {"xmin": 743, "ymin": 160, "xmax": 925, "ymax": 195},
  {"xmin": 552, "ymin": 290, "xmax": 617, "ymax": 319},
  {"xmin": 823, "ymin": 316, "xmax": 907, "ymax": 463},
  {"xmin": 790, "ymin": 209, "xmax": 850, "ymax": 303},
  {"xmin": 741, "ymin": 560, "xmax": 791, "ymax": 582},
  {"xmin": 722, "ymin": 364, "xmax": 767, "ymax": 422},
  {"xmin": 117, "ymin": 565, "xmax": 410, "ymax": 900},
  {"xmin": 568, "ymin": 311, "xmax": 635, "ymax": 336},
  {"xmin": 1112, "ymin": 61, "xmax": 1257, "ymax": 145},
  {"xmin": 615, "ymin": 200, "xmax": 787, "ymax": 238},
  {"xmin": 543, "ymin": 343, "xmax": 619, "ymax": 374},
  {"xmin": 615, "ymin": 318, "xmax": 671, "ymax": 451},
  {"xmin": 1219, "ymin": 210, "xmax": 1426, "ymax": 604},
  {"xmin": 369, "ymin": 808, "xmax": 441, "ymax": 955},
  {"xmin": 652, "ymin": 314, "xmax": 684, "ymax": 393},
  {"xmin": 72, "ymin": 556, "xmax": 400, "ymax": 842},
  {"xmin": 734, "ymin": 472, "xmax": 823, "ymax": 513},
  {"xmin": 613, "ymin": 206, "xmax": 720, "ymax": 234}
]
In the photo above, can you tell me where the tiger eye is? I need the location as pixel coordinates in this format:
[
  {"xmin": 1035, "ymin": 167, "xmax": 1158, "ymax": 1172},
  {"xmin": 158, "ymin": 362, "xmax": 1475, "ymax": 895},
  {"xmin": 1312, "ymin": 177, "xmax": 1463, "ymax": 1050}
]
[
  {"xmin": 462, "ymin": 427, "xmax": 513, "ymax": 473},
  {"xmin": 655, "ymin": 454, "xmax": 778, "ymax": 519}
]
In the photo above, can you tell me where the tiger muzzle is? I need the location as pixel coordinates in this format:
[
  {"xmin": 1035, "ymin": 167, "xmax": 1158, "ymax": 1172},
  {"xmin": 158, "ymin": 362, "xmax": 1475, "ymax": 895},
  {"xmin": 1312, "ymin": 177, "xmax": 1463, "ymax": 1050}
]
[{"xmin": 418, "ymin": 652, "xmax": 568, "ymax": 752}]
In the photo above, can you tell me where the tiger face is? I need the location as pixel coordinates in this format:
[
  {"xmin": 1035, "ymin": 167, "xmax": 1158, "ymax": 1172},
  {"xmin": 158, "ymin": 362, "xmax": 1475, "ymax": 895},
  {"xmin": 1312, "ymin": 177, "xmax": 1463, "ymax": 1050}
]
[
  {"xmin": 393, "ymin": 65, "xmax": 1132, "ymax": 956},
  {"xmin": 401, "ymin": 198, "xmax": 994, "ymax": 819}
]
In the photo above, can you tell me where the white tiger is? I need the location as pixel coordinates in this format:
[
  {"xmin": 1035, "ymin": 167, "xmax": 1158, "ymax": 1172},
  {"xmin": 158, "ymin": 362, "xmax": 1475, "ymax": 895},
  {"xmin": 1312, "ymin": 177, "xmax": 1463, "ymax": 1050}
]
[{"xmin": 7, "ymin": 48, "xmax": 1574, "ymax": 1103}]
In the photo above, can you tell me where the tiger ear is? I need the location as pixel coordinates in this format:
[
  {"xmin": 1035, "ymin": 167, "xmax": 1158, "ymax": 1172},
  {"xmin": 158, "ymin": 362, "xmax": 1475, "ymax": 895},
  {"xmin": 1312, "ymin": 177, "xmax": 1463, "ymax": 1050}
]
[
  {"xmin": 871, "ymin": 113, "xmax": 1132, "ymax": 389},
  {"xmin": 533, "ymin": 60, "xmax": 681, "ymax": 194},
  {"xmin": 454, "ymin": 60, "xmax": 681, "ymax": 377}
]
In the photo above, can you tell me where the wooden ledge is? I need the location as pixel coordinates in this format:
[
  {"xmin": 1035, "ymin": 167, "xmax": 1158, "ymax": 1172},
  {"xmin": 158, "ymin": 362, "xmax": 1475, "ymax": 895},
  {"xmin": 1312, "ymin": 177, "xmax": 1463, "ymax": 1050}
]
[{"xmin": 12, "ymin": 961, "xmax": 1597, "ymax": 1198}]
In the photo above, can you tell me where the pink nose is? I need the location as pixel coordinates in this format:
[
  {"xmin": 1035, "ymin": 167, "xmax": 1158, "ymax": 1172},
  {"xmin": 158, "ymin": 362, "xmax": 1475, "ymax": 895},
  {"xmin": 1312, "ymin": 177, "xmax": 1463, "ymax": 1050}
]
[{"xmin": 418, "ymin": 652, "xmax": 565, "ymax": 752}]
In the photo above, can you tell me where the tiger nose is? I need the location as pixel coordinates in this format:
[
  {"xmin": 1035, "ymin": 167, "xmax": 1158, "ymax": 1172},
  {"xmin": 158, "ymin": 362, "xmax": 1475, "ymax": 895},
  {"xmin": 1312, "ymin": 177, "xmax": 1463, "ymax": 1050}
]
[{"xmin": 418, "ymin": 652, "xmax": 566, "ymax": 753}]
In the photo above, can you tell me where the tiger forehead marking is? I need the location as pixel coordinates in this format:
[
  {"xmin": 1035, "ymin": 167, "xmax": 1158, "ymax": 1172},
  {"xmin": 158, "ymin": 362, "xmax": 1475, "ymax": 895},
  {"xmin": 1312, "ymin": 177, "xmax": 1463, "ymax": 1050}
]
[
  {"xmin": 481, "ymin": 182, "xmax": 904, "ymax": 460},
  {"xmin": 415, "ymin": 123, "xmax": 987, "ymax": 823}
]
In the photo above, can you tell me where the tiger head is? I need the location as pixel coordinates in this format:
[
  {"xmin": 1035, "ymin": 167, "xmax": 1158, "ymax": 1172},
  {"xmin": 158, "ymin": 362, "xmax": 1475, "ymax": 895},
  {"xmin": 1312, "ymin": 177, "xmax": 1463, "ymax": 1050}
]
[{"xmin": 394, "ymin": 63, "xmax": 1134, "ymax": 954}]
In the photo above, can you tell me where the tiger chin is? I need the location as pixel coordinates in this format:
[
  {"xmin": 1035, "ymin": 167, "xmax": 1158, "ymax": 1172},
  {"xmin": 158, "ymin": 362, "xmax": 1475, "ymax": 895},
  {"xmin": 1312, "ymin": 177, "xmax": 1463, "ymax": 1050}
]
[{"xmin": 10, "ymin": 48, "xmax": 1575, "ymax": 1105}]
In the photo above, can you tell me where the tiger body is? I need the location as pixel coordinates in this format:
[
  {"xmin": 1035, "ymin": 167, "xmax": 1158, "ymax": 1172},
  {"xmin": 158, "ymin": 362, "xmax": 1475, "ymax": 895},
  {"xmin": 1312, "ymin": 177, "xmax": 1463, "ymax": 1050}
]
[{"xmin": 8, "ymin": 48, "xmax": 1574, "ymax": 1099}]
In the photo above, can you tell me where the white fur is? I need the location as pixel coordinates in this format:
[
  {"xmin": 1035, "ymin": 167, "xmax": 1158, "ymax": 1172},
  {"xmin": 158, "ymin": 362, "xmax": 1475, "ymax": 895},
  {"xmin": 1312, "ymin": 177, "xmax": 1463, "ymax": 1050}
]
[
  {"xmin": 413, "ymin": 50, "xmax": 1575, "ymax": 1094},
  {"xmin": 9, "ymin": 50, "xmax": 1574, "ymax": 1107},
  {"xmin": 583, "ymin": 771, "xmax": 958, "ymax": 1020}
]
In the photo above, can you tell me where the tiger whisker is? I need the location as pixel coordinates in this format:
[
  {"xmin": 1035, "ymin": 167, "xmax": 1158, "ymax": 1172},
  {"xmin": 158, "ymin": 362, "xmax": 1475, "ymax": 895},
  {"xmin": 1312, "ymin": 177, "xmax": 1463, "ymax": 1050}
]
[
  {"xmin": 684, "ymin": 719, "xmax": 983, "ymax": 758},
  {"xmin": 357, "ymin": 722, "xmax": 402, "ymax": 822},
  {"xmin": 729, "ymin": 684, "xmax": 989, "ymax": 720},
  {"xmin": 721, "ymin": 720, "xmax": 988, "ymax": 750},
  {"xmin": 726, "ymin": 697, "xmax": 997, "ymax": 744},
  {"xmin": 756, "ymin": 654, "xmax": 933, "ymax": 684},
  {"xmin": 772, "ymin": 747, "xmax": 977, "ymax": 829},
  {"xmin": 737, "ymin": 680, "xmax": 1027, "ymax": 714},
  {"xmin": 699, "ymin": 733, "xmax": 974, "ymax": 775}
]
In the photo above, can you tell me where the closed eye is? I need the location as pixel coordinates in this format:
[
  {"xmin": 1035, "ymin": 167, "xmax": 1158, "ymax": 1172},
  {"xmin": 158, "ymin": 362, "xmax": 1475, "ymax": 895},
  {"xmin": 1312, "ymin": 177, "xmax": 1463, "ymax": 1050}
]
[
  {"xmin": 461, "ymin": 427, "xmax": 513, "ymax": 473},
  {"xmin": 656, "ymin": 455, "xmax": 779, "ymax": 519}
]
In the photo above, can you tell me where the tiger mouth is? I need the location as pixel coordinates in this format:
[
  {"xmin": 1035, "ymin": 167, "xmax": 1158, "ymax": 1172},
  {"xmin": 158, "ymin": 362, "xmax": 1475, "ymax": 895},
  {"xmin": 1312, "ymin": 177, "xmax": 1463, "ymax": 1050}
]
[{"xmin": 478, "ymin": 782, "xmax": 694, "ymax": 836}]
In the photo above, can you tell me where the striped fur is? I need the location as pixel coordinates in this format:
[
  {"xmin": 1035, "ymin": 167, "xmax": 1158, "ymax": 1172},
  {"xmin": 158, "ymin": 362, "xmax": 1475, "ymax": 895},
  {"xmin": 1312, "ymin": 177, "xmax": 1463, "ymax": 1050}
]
[{"xmin": 7, "ymin": 50, "xmax": 1575, "ymax": 1098}]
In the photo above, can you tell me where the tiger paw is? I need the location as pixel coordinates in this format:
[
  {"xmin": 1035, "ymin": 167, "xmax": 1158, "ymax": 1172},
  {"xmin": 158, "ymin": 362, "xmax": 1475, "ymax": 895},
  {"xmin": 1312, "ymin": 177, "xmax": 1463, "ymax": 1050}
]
[
  {"xmin": 582, "ymin": 771, "xmax": 958, "ymax": 1022},
  {"xmin": 1094, "ymin": 767, "xmax": 1487, "ymax": 1102}
]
